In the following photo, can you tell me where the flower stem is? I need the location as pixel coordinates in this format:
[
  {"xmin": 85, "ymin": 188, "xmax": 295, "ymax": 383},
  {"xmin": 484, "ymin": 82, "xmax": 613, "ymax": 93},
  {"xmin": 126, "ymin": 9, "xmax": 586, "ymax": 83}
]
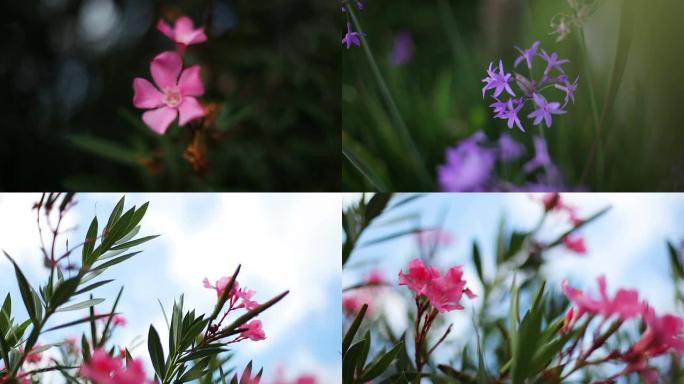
[
  {"xmin": 346, "ymin": 6, "xmax": 433, "ymax": 189},
  {"xmin": 576, "ymin": 27, "xmax": 602, "ymax": 184}
]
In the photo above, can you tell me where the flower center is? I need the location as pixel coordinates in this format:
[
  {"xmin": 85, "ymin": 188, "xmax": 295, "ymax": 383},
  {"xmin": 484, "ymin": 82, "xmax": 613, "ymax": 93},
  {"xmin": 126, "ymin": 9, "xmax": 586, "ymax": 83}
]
[{"xmin": 162, "ymin": 87, "xmax": 182, "ymax": 107}]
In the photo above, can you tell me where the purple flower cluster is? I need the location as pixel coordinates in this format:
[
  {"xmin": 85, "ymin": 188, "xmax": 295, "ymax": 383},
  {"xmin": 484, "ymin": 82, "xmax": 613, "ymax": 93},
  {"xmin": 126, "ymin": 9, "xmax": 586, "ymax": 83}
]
[
  {"xmin": 482, "ymin": 41, "xmax": 578, "ymax": 132},
  {"xmin": 438, "ymin": 131, "xmax": 564, "ymax": 192},
  {"xmin": 341, "ymin": 1, "xmax": 365, "ymax": 49}
]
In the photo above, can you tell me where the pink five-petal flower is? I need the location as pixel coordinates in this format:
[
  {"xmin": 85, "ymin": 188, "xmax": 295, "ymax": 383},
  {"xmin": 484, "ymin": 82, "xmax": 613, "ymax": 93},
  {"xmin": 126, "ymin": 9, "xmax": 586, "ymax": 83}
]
[
  {"xmin": 203, "ymin": 276, "xmax": 237, "ymax": 298},
  {"xmin": 80, "ymin": 349, "xmax": 152, "ymax": 384},
  {"xmin": 423, "ymin": 266, "xmax": 476, "ymax": 312},
  {"xmin": 629, "ymin": 306, "xmax": 684, "ymax": 358},
  {"xmin": 133, "ymin": 51, "xmax": 205, "ymax": 134},
  {"xmin": 241, "ymin": 320, "xmax": 266, "ymax": 341},
  {"xmin": 562, "ymin": 234, "xmax": 587, "ymax": 254},
  {"xmin": 562, "ymin": 276, "xmax": 644, "ymax": 321},
  {"xmin": 156, "ymin": 16, "xmax": 207, "ymax": 53},
  {"xmin": 237, "ymin": 288, "xmax": 260, "ymax": 310},
  {"xmin": 398, "ymin": 258, "xmax": 440, "ymax": 296}
]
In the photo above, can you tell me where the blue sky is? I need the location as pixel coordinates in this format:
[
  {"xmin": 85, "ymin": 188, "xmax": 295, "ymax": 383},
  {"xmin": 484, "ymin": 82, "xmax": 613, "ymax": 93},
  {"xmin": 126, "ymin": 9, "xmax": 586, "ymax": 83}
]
[
  {"xmin": 0, "ymin": 193, "xmax": 341, "ymax": 383},
  {"xmin": 343, "ymin": 193, "xmax": 684, "ymax": 364}
]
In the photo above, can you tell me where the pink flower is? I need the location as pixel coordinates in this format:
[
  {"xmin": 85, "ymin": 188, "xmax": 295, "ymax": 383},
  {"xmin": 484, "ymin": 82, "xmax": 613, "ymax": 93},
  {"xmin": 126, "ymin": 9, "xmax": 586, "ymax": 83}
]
[
  {"xmin": 237, "ymin": 363, "xmax": 262, "ymax": 384},
  {"xmin": 398, "ymin": 258, "xmax": 440, "ymax": 296},
  {"xmin": 342, "ymin": 293, "xmax": 368, "ymax": 314},
  {"xmin": 111, "ymin": 314, "xmax": 127, "ymax": 326},
  {"xmin": 80, "ymin": 349, "xmax": 152, "ymax": 384},
  {"xmin": 542, "ymin": 193, "xmax": 560, "ymax": 211},
  {"xmin": 24, "ymin": 344, "xmax": 42, "ymax": 364},
  {"xmin": 415, "ymin": 229, "xmax": 454, "ymax": 246},
  {"xmin": 236, "ymin": 288, "xmax": 260, "ymax": 311},
  {"xmin": 422, "ymin": 266, "xmax": 476, "ymax": 313},
  {"xmin": 133, "ymin": 51, "xmax": 205, "ymax": 134},
  {"xmin": 156, "ymin": 16, "xmax": 207, "ymax": 53},
  {"xmin": 240, "ymin": 320, "xmax": 266, "ymax": 341},
  {"xmin": 628, "ymin": 306, "xmax": 684, "ymax": 358},
  {"xmin": 203, "ymin": 276, "xmax": 235, "ymax": 298},
  {"xmin": 365, "ymin": 269, "xmax": 385, "ymax": 285},
  {"xmin": 562, "ymin": 276, "xmax": 644, "ymax": 321},
  {"xmin": 562, "ymin": 234, "xmax": 587, "ymax": 254}
]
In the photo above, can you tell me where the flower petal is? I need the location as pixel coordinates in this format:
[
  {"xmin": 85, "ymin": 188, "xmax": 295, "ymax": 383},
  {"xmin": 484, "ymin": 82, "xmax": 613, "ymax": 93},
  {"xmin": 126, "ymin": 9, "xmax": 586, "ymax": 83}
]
[
  {"xmin": 174, "ymin": 16, "xmax": 196, "ymax": 36},
  {"xmin": 178, "ymin": 97, "xmax": 205, "ymax": 126},
  {"xmin": 150, "ymin": 51, "xmax": 182, "ymax": 90},
  {"xmin": 178, "ymin": 65, "xmax": 204, "ymax": 97},
  {"xmin": 132, "ymin": 78, "xmax": 162, "ymax": 109},
  {"xmin": 142, "ymin": 107, "xmax": 177, "ymax": 134},
  {"xmin": 156, "ymin": 19, "xmax": 174, "ymax": 40}
]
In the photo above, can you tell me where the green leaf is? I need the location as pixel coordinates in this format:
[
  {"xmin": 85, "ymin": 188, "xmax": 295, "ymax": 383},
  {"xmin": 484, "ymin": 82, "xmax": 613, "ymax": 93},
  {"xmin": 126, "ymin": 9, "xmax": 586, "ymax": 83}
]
[
  {"xmin": 472, "ymin": 241, "xmax": 484, "ymax": 284},
  {"xmin": 109, "ymin": 235, "xmax": 159, "ymax": 251},
  {"xmin": 42, "ymin": 313, "xmax": 116, "ymax": 333},
  {"xmin": 148, "ymin": 325, "xmax": 165, "ymax": 379},
  {"xmin": 74, "ymin": 279, "xmax": 114, "ymax": 296},
  {"xmin": 221, "ymin": 291, "xmax": 289, "ymax": 335},
  {"xmin": 547, "ymin": 207, "xmax": 610, "ymax": 248},
  {"xmin": 68, "ymin": 135, "xmax": 142, "ymax": 167},
  {"xmin": 343, "ymin": 304, "xmax": 368, "ymax": 354},
  {"xmin": 667, "ymin": 241, "xmax": 684, "ymax": 280},
  {"xmin": 342, "ymin": 341, "xmax": 364, "ymax": 384},
  {"xmin": 359, "ymin": 341, "xmax": 403, "ymax": 381},
  {"xmin": 50, "ymin": 277, "xmax": 81, "ymax": 310},
  {"xmin": 55, "ymin": 298, "xmax": 105, "ymax": 312},
  {"xmin": 105, "ymin": 197, "xmax": 126, "ymax": 233},
  {"xmin": 364, "ymin": 194, "xmax": 392, "ymax": 224},
  {"xmin": 82, "ymin": 217, "xmax": 99, "ymax": 265},
  {"xmin": 91, "ymin": 251, "xmax": 142, "ymax": 271},
  {"xmin": 81, "ymin": 334, "xmax": 91, "ymax": 361},
  {"xmin": 4, "ymin": 252, "xmax": 38, "ymax": 324}
]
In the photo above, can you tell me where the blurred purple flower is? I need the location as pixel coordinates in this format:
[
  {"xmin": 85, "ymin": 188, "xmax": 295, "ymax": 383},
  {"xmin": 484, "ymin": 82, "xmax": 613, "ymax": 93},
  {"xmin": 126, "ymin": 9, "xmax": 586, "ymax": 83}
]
[
  {"xmin": 482, "ymin": 61, "xmax": 515, "ymax": 99},
  {"xmin": 438, "ymin": 132, "xmax": 496, "ymax": 191},
  {"xmin": 341, "ymin": 22, "xmax": 365, "ymax": 49},
  {"xmin": 514, "ymin": 41, "xmax": 540, "ymax": 70},
  {"xmin": 528, "ymin": 93, "xmax": 566, "ymax": 127},
  {"xmin": 497, "ymin": 133, "xmax": 525, "ymax": 161},
  {"xmin": 523, "ymin": 136, "xmax": 553, "ymax": 173},
  {"xmin": 555, "ymin": 76, "xmax": 579, "ymax": 106},
  {"xmin": 389, "ymin": 31, "xmax": 414, "ymax": 66}
]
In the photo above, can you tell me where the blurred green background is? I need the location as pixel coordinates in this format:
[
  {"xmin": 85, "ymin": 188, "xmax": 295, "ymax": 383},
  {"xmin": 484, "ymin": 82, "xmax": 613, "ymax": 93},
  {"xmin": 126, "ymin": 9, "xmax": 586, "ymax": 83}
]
[
  {"xmin": 2, "ymin": 0, "xmax": 340, "ymax": 191},
  {"xmin": 342, "ymin": 0, "xmax": 684, "ymax": 191}
]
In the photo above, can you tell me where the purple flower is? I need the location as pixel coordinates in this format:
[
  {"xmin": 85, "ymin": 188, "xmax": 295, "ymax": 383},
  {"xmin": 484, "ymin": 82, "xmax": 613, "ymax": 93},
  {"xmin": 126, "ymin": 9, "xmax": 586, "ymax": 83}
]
[
  {"xmin": 482, "ymin": 61, "xmax": 515, "ymax": 99},
  {"xmin": 514, "ymin": 41, "xmax": 540, "ymax": 70},
  {"xmin": 500, "ymin": 98, "xmax": 525, "ymax": 132},
  {"xmin": 527, "ymin": 93, "xmax": 566, "ymax": 127},
  {"xmin": 539, "ymin": 49, "xmax": 569, "ymax": 75},
  {"xmin": 342, "ymin": 22, "xmax": 365, "ymax": 49},
  {"xmin": 438, "ymin": 132, "xmax": 496, "ymax": 191},
  {"xmin": 389, "ymin": 31, "xmax": 414, "ymax": 66},
  {"xmin": 555, "ymin": 76, "xmax": 579, "ymax": 106},
  {"xmin": 497, "ymin": 133, "xmax": 525, "ymax": 161},
  {"xmin": 523, "ymin": 136, "xmax": 553, "ymax": 173}
]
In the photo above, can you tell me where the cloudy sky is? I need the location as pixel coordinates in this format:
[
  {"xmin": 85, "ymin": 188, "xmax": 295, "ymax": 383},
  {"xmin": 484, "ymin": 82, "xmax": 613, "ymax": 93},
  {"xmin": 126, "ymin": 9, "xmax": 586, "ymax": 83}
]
[
  {"xmin": 0, "ymin": 193, "xmax": 341, "ymax": 383},
  {"xmin": 343, "ymin": 193, "xmax": 684, "ymax": 359}
]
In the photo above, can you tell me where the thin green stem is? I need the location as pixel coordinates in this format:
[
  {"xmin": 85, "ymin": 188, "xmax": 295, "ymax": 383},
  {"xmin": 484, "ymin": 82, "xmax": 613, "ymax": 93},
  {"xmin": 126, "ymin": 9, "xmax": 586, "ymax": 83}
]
[
  {"xmin": 346, "ymin": 6, "xmax": 433, "ymax": 189},
  {"xmin": 577, "ymin": 27, "xmax": 602, "ymax": 184}
]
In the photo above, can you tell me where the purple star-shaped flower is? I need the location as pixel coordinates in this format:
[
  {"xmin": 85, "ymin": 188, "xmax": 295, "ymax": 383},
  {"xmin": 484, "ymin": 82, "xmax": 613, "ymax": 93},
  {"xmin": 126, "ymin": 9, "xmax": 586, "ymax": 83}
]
[
  {"xmin": 482, "ymin": 61, "xmax": 515, "ymax": 99},
  {"xmin": 528, "ymin": 93, "xmax": 566, "ymax": 127},
  {"xmin": 489, "ymin": 98, "xmax": 508, "ymax": 118},
  {"xmin": 555, "ymin": 76, "xmax": 579, "ymax": 106},
  {"xmin": 341, "ymin": 22, "xmax": 365, "ymax": 49},
  {"xmin": 501, "ymin": 98, "xmax": 524, "ymax": 132},
  {"xmin": 539, "ymin": 49, "xmax": 569, "ymax": 75},
  {"xmin": 514, "ymin": 41, "xmax": 540, "ymax": 70}
]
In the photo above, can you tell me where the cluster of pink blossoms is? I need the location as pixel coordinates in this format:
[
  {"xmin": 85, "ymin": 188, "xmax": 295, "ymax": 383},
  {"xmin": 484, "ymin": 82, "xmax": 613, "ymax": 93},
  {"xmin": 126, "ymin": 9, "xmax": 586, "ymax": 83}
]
[
  {"xmin": 80, "ymin": 349, "xmax": 153, "ymax": 384},
  {"xmin": 562, "ymin": 276, "xmax": 684, "ymax": 383},
  {"xmin": 398, "ymin": 258, "xmax": 476, "ymax": 313},
  {"xmin": 133, "ymin": 16, "xmax": 208, "ymax": 134},
  {"xmin": 203, "ymin": 276, "xmax": 266, "ymax": 342}
]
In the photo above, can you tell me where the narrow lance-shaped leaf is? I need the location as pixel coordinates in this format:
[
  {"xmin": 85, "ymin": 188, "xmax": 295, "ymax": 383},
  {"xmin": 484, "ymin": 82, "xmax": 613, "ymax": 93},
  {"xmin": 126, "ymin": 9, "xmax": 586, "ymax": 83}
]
[
  {"xmin": 4, "ymin": 251, "xmax": 38, "ymax": 324},
  {"xmin": 343, "ymin": 304, "xmax": 368, "ymax": 354},
  {"xmin": 147, "ymin": 325, "xmax": 165, "ymax": 379}
]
